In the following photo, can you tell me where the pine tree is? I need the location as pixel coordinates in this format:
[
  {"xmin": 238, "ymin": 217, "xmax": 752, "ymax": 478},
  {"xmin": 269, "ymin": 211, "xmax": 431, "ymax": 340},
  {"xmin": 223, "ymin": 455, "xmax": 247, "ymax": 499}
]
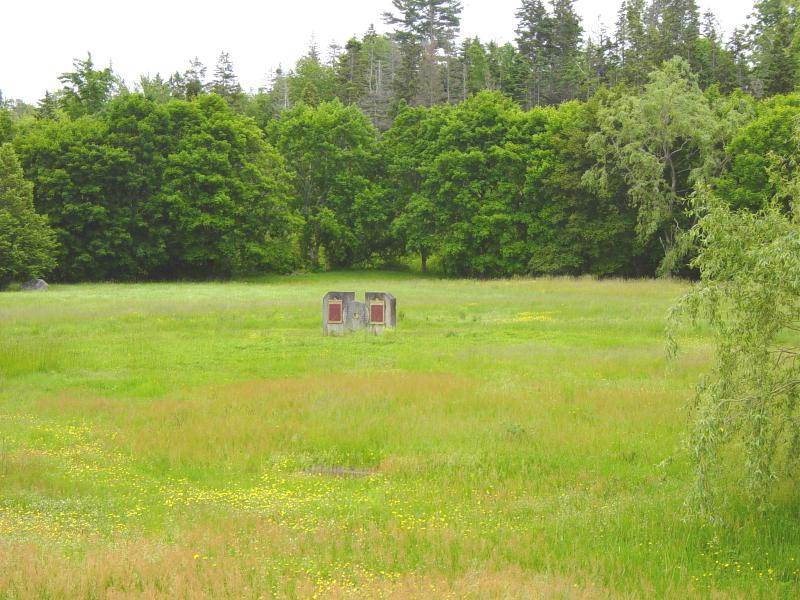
[
  {"xmin": 695, "ymin": 10, "xmax": 738, "ymax": 91},
  {"xmin": 463, "ymin": 38, "xmax": 490, "ymax": 97},
  {"xmin": 36, "ymin": 91, "xmax": 61, "ymax": 120},
  {"xmin": 615, "ymin": 0, "xmax": 648, "ymax": 86},
  {"xmin": 360, "ymin": 27, "xmax": 395, "ymax": 129},
  {"xmin": 139, "ymin": 74, "xmax": 172, "ymax": 103},
  {"xmin": 644, "ymin": 0, "xmax": 701, "ymax": 67},
  {"xmin": 728, "ymin": 27, "xmax": 751, "ymax": 92},
  {"xmin": 210, "ymin": 52, "xmax": 243, "ymax": 106},
  {"xmin": 383, "ymin": 0, "xmax": 463, "ymax": 107},
  {"xmin": 335, "ymin": 38, "xmax": 366, "ymax": 105},
  {"xmin": 548, "ymin": 0, "xmax": 583, "ymax": 103},
  {"xmin": 750, "ymin": 0, "xmax": 799, "ymax": 96},
  {"xmin": 515, "ymin": 0, "xmax": 552, "ymax": 107},
  {"xmin": 584, "ymin": 27, "xmax": 616, "ymax": 93}
]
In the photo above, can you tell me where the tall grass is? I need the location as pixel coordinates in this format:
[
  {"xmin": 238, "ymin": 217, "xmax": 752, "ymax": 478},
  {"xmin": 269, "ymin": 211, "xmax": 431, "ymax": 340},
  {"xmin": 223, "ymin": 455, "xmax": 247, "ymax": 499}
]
[{"xmin": 0, "ymin": 273, "xmax": 797, "ymax": 597}]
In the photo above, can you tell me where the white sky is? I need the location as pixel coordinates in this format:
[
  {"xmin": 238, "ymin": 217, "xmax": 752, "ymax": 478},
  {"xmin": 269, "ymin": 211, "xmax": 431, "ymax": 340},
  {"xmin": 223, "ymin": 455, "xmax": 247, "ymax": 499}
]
[{"xmin": 2, "ymin": 0, "xmax": 756, "ymax": 103}]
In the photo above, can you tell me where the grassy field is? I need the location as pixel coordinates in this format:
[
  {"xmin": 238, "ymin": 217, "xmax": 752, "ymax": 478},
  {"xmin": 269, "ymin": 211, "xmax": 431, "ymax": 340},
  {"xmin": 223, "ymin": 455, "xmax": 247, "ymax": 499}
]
[{"xmin": 0, "ymin": 272, "xmax": 798, "ymax": 598}]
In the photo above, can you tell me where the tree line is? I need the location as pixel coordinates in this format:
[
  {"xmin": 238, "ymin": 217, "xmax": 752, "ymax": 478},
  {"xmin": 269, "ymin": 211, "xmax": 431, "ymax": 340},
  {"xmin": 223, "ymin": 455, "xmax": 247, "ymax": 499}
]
[{"xmin": 1, "ymin": 0, "xmax": 799, "ymax": 284}]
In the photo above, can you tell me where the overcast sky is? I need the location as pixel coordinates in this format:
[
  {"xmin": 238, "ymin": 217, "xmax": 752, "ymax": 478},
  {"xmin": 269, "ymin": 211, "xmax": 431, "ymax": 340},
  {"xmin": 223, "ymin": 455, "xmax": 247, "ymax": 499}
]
[{"xmin": 2, "ymin": 0, "xmax": 756, "ymax": 103}]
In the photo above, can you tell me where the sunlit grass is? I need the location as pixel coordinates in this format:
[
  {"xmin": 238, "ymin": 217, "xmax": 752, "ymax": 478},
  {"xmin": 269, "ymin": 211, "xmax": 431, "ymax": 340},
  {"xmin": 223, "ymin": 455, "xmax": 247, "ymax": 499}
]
[{"xmin": 0, "ymin": 272, "xmax": 798, "ymax": 597}]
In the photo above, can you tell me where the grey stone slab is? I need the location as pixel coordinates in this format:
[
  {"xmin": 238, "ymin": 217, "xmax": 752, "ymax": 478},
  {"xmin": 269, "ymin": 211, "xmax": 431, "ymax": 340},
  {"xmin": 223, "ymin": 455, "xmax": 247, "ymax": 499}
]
[{"xmin": 21, "ymin": 279, "xmax": 48, "ymax": 292}]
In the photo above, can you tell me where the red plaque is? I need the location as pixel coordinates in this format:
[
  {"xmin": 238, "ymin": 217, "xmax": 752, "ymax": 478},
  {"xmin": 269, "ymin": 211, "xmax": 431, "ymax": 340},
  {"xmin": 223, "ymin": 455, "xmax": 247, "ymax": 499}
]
[
  {"xmin": 328, "ymin": 300, "xmax": 343, "ymax": 324},
  {"xmin": 370, "ymin": 301, "xmax": 385, "ymax": 325}
]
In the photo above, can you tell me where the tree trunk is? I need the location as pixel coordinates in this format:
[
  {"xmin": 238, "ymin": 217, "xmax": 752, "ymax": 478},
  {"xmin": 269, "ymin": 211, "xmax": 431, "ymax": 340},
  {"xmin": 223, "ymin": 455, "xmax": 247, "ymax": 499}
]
[{"xmin": 421, "ymin": 250, "xmax": 428, "ymax": 274}]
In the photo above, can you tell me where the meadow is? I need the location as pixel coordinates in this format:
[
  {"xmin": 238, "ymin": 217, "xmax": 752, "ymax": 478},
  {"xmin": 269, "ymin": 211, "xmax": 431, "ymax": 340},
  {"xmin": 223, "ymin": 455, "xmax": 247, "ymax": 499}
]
[{"xmin": 0, "ymin": 272, "xmax": 798, "ymax": 598}]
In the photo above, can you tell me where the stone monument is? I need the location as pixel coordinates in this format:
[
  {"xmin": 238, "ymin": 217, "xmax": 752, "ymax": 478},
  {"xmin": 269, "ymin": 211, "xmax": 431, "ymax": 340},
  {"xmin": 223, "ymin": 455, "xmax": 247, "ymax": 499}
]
[{"xmin": 323, "ymin": 291, "xmax": 396, "ymax": 335}]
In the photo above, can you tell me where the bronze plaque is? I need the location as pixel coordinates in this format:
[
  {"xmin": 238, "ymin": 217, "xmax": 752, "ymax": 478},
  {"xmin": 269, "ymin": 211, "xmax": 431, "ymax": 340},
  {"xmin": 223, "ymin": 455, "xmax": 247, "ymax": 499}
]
[
  {"xmin": 369, "ymin": 301, "xmax": 385, "ymax": 325},
  {"xmin": 328, "ymin": 300, "xmax": 343, "ymax": 324}
]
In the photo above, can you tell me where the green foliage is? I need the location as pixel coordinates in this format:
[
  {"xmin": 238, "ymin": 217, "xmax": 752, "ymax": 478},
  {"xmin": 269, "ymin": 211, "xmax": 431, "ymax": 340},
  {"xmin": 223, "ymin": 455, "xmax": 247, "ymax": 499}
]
[
  {"xmin": 385, "ymin": 91, "xmax": 639, "ymax": 277},
  {"xmin": 716, "ymin": 93, "xmax": 800, "ymax": 211},
  {"xmin": 0, "ymin": 144, "xmax": 57, "ymax": 287},
  {"xmin": 527, "ymin": 100, "xmax": 639, "ymax": 276},
  {"xmin": 671, "ymin": 178, "xmax": 800, "ymax": 513},
  {"xmin": 210, "ymin": 52, "xmax": 244, "ymax": 108},
  {"xmin": 588, "ymin": 57, "xmax": 715, "ymax": 274},
  {"xmin": 14, "ymin": 95, "xmax": 299, "ymax": 281},
  {"xmin": 267, "ymin": 100, "xmax": 387, "ymax": 268},
  {"xmin": 287, "ymin": 53, "xmax": 337, "ymax": 107},
  {"xmin": 57, "ymin": 54, "xmax": 119, "ymax": 118},
  {"xmin": 0, "ymin": 108, "xmax": 12, "ymax": 144},
  {"xmin": 750, "ymin": 0, "xmax": 800, "ymax": 96}
]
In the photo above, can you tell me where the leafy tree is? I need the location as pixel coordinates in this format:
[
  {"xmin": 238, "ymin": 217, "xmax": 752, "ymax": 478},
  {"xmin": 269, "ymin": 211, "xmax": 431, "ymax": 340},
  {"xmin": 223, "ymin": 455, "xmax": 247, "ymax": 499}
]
[
  {"xmin": 587, "ymin": 57, "xmax": 715, "ymax": 274},
  {"xmin": 15, "ymin": 94, "xmax": 299, "ymax": 280},
  {"xmin": 392, "ymin": 194, "xmax": 439, "ymax": 272},
  {"xmin": 382, "ymin": 102, "xmax": 449, "ymax": 268},
  {"xmin": 715, "ymin": 93, "xmax": 800, "ymax": 211},
  {"xmin": 158, "ymin": 95, "xmax": 300, "ymax": 277},
  {"xmin": 138, "ymin": 74, "xmax": 173, "ymax": 103},
  {"xmin": 267, "ymin": 100, "xmax": 387, "ymax": 268},
  {"xmin": 671, "ymin": 174, "xmax": 800, "ymax": 513},
  {"xmin": 389, "ymin": 92, "xmax": 539, "ymax": 277},
  {"xmin": 287, "ymin": 51, "xmax": 337, "ymax": 107},
  {"xmin": 171, "ymin": 57, "xmax": 207, "ymax": 100},
  {"xmin": 527, "ymin": 99, "xmax": 638, "ymax": 276},
  {"xmin": 0, "ymin": 143, "xmax": 57, "ymax": 288}
]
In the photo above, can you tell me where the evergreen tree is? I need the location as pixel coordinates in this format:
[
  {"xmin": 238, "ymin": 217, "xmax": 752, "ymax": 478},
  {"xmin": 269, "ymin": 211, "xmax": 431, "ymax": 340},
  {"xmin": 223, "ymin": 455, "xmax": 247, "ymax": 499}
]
[
  {"xmin": 750, "ymin": 0, "xmax": 799, "ymax": 97},
  {"xmin": 0, "ymin": 106, "xmax": 12, "ymax": 144},
  {"xmin": 615, "ymin": 0, "xmax": 648, "ymax": 87},
  {"xmin": 584, "ymin": 28, "xmax": 616, "ymax": 94},
  {"xmin": 515, "ymin": 0, "xmax": 552, "ymax": 107},
  {"xmin": 695, "ymin": 11, "xmax": 738, "ymax": 91},
  {"xmin": 335, "ymin": 38, "xmax": 368, "ymax": 105},
  {"xmin": 210, "ymin": 52, "xmax": 244, "ymax": 106},
  {"xmin": 548, "ymin": 0, "xmax": 583, "ymax": 103},
  {"xmin": 384, "ymin": 0, "xmax": 463, "ymax": 107},
  {"xmin": 462, "ymin": 38, "xmax": 491, "ymax": 97},
  {"xmin": 359, "ymin": 27, "xmax": 396, "ymax": 129},
  {"xmin": 728, "ymin": 27, "xmax": 751, "ymax": 92}
]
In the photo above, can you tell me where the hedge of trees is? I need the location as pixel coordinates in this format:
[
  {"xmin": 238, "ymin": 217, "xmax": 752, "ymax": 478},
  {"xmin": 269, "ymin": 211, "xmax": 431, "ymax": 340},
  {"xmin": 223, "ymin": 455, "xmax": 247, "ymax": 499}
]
[{"xmin": 1, "ymin": 0, "xmax": 800, "ymax": 284}]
